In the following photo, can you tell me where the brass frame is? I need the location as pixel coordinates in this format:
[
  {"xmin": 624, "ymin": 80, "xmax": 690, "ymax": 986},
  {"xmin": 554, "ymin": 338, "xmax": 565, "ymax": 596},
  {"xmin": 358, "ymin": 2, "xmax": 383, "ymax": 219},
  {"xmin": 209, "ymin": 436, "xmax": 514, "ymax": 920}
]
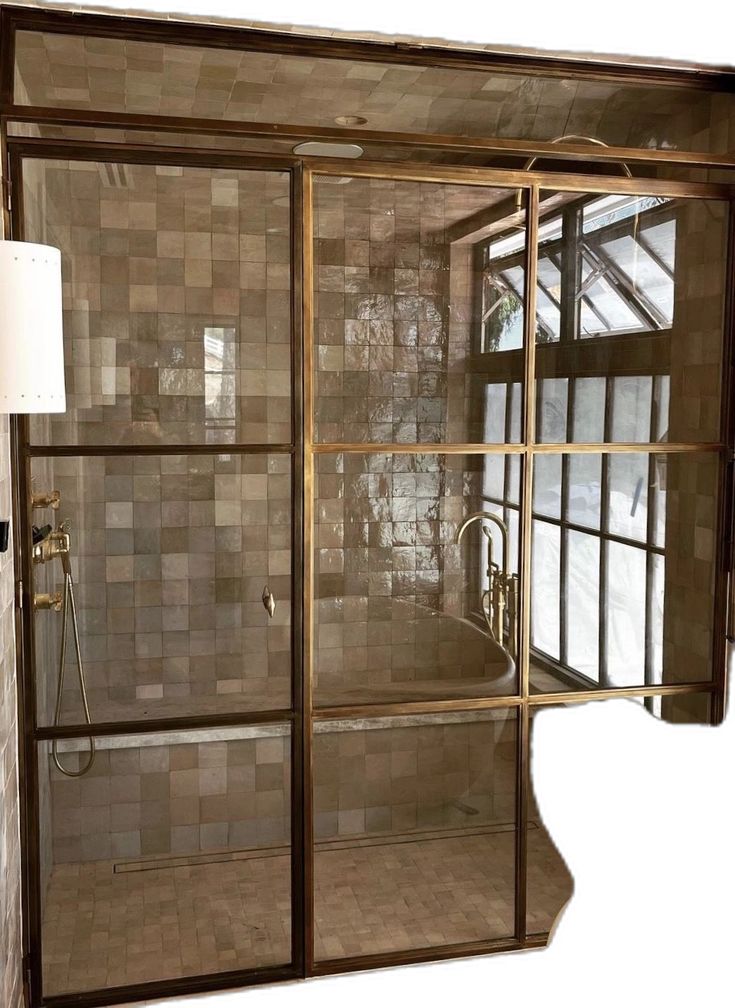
[{"xmin": 1, "ymin": 5, "xmax": 734, "ymax": 1007}]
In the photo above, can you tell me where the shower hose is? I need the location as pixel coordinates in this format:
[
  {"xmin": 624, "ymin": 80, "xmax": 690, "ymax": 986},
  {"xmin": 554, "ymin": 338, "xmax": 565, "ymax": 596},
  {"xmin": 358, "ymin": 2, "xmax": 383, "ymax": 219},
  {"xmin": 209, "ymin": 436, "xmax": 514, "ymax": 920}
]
[{"xmin": 52, "ymin": 568, "xmax": 96, "ymax": 777}]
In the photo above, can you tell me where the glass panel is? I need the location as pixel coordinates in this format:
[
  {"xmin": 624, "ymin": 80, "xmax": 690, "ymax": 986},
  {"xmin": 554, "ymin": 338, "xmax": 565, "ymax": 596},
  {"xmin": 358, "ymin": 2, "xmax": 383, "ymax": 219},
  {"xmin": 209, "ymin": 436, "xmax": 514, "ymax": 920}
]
[
  {"xmin": 531, "ymin": 452, "xmax": 719, "ymax": 695},
  {"xmin": 607, "ymin": 452, "xmax": 650, "ymax": 542},
  {"xmin": 606, "ymin": 540, "xmax": 647, "ymax": 685},
  {"xmin": 610, "ymin": 376, "xmax": 653, "ymax": 442},
  {"xmin": 536, "ymin": 191, "xmax": 728, "ymax": 444},
  {"xmin": 531, "ymin": 520, "xmax": 560, "ymax": 661},
  {"xmin": 571, "ymin": 377, "xmax": 605, "ymax": 442},
  {"xmin": 537, "ymin": 379, "xmax": 568, "ymax": 443},
  {"xmin": 39, "ymin": 725, "xmax": 291, "ymax": 994},
  {"xmin": 314, "ymin": 453, "xmax": 521, "ymax": 706},
  {"xmin": 22, "ymin": 159, "xmax": 291, "ymax": 447},
  {"xmin": 313, "ymin": 710, "xmax": 517, "ymax": 960},
  {"xmin": 14, "ymin": 31, "xmax": 733, "ymax": 154},
  {"xmin": 533, "ymin": 454, "xmax": 562, "ymax": 519},
  {"xmin": 566, "ymin": 531, "xmax": 600, "ymax": 682},
  {"xmin": 313, "ymin": 177, "xmax": 525, "ymax": 444},
  {"xmin": 567, "ymin": 454, "xmax": 601, "ymax": 529},
  {"xmin": 31, "ymin": 454, "xmax": 292, "ymax": 724}
]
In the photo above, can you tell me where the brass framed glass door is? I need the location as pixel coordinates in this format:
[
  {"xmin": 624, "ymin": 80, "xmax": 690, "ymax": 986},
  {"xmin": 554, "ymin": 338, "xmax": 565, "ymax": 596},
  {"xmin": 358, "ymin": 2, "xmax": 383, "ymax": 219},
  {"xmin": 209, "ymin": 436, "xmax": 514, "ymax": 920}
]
[{"xmin": 11, "ymin": 146, "xmax": 304, "ymax": 1000}]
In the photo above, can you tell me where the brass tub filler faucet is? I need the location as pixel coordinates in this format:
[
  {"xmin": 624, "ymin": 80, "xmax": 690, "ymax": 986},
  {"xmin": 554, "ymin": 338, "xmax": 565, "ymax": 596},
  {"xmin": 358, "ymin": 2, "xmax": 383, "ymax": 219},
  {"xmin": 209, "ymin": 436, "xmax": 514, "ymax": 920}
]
[{"xmin": 456, "ymin": 511, "xmax": 519, "ymax": 662}]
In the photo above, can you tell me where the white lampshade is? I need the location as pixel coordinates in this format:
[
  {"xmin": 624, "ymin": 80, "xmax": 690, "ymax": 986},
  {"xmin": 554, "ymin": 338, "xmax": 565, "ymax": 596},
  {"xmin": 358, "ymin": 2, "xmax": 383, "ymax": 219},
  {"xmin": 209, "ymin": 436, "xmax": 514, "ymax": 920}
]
[{"xmin": 0, "ymin": 240, "xmax": 66, "ymax": 413}]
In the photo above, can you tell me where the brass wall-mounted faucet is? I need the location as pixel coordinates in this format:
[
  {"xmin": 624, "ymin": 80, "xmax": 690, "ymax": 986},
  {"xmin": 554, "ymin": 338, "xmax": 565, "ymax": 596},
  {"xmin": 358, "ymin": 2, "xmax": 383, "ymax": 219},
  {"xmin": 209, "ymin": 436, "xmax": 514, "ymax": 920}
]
[{"xmin": 456, "ymin": 511, "xmax": 519, "ymax": 661}]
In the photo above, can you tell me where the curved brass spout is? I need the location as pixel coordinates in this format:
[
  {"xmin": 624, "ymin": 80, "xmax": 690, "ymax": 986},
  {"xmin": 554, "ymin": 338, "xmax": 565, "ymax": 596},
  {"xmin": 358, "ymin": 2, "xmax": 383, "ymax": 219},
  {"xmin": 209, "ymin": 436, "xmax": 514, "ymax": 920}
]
[{"xmin": 456, "ymin": 511, "xmax": 518, "ymax": 660}]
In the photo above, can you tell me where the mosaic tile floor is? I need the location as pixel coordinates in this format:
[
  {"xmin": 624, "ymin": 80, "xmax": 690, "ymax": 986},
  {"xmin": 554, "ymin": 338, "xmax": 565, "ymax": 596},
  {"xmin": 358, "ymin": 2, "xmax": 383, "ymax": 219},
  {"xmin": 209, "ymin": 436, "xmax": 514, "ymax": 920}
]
[{"xmin": 43, "ymin": 825, "xmax": 572, "ymax": 995}]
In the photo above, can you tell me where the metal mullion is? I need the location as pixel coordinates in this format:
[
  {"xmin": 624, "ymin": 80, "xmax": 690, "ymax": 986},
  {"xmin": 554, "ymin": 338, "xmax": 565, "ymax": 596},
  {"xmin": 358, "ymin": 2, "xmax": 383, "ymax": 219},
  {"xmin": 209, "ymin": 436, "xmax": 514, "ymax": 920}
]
[
  {"xmin": 598, "ymin": 377, "xmax": 613, "ymax": 687},
  {"xmin": 7, "ymin": 135, "xmax": 299, "ymax": 172},
  {"xmin": 559, "ymin": 379, "xmax": 575, "ymax": 668},
  {"xmin": 308, "ymin": 160, "xmax": 734, "ymax": 200},
  {"xmin": 644, "ymin": 383, "xmax": 659, "ymax": 712},
  {"xmin": 8, "ymin": 143, "xmax": 43, "ymax": 1007},
  {"xmin": 712, "ymin": 199, "xmax": 735, "ymax": 725},
  {"xmin": 517, "ymin": 185, "xmax": 539, "ymax": 945},
  {"xmin": 301, "ymin": 165, "xmax": 316, "ymax": 974},
  {"xmin": 290, "ymin": 161, "xmax": 306, "ymax": 977},
  {"xmin": 313, "ymin": 442, "xmax": 524, "ymax": 454},
  {"xmin": 529, "ymin": 681, "xmax": 715, "ymax": 707},
  {"xmin": 7, "ymin": 111, "xmax": 735, "ymax": 179},
  {"xmin": 27, "ymin": 442, "xmax": 295, "ymax": 457},
  {"xmin": 314, "ymin": 695, "xmax": 523, "ymax": 722},
  {"xmin": 529, "ymin": 509, "xmax": 665, "ymax": 555},
  {"xmin": 34, "ymin": 709, "xmax": 295, "ymax": 741},
  {"xmin": 532, "ymin": 441, "xmax": 721, "ymax": 453}
]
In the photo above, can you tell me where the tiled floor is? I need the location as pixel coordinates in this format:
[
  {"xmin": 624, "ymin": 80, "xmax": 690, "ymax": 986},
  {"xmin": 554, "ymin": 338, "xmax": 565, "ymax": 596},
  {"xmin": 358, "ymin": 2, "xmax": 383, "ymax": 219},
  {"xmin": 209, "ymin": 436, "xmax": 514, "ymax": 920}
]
[{"xmin": 43, "ymin": 823, "xmax": 571, "ymax": 995}]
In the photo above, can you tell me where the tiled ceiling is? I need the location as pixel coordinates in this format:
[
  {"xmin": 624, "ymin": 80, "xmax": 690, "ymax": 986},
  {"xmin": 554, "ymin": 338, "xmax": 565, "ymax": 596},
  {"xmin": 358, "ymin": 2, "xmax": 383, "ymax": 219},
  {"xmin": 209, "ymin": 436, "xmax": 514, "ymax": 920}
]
[{"xmin": 14, "ymin": 30, "xmax": 720, "ymax": 151}]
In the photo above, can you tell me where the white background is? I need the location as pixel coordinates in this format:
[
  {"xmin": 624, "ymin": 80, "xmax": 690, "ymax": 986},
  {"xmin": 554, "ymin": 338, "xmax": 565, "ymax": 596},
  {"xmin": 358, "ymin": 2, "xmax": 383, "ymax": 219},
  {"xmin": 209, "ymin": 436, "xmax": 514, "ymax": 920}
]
[{"xmin": 40, "ymin": 1, "xmax": 734, "ymax": 1005}]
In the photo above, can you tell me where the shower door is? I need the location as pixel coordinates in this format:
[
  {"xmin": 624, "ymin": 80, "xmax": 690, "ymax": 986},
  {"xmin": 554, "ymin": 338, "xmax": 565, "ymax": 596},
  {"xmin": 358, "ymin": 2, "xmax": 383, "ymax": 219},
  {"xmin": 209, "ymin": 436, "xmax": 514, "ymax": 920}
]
[{"xmin": 12, "ymin": 148, "xmax": 304, "ymax": 1000}]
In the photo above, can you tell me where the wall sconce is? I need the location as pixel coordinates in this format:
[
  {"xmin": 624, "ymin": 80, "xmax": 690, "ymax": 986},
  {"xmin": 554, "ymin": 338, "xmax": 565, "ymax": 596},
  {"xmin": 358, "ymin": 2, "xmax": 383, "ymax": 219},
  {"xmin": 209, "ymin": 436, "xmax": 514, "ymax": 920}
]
[
  {"xmin": 0, "ymin": 239, "xmax": 66, "ymax": 551},
  {"xmin": 0, "ymin": 240, "xmax": 66, "ymax": 414}
]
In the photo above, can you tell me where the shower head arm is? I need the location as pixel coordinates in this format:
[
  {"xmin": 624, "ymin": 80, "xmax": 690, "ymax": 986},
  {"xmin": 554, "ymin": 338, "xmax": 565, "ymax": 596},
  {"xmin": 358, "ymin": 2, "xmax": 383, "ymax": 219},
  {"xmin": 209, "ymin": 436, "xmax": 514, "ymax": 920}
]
[{"xmin": 514, "ymin": 134, "xmax": 633, "ymax": 212}]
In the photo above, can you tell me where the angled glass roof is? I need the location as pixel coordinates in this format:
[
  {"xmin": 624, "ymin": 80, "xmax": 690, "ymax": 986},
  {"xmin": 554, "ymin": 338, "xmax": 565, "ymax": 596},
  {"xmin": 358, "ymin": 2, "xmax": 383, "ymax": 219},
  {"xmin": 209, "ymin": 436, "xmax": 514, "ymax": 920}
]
[{"xmin": 482, "ymin": 193, "xmax": 677, "ymax": 345}]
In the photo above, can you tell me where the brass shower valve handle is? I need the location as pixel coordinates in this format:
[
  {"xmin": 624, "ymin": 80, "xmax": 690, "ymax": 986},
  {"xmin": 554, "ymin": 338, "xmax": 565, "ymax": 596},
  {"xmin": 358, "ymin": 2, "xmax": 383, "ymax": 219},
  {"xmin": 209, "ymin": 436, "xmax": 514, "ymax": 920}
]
[
  {"xmin": 34, "ymin": 592, "xmax": 63, "ymax": 612},
  {"xmin": 32, "ymin": 489, "xmax": 61, "ymax": 510},
  {"xmin": 32, "ymin": 524, "xmax": 72, "ymax": 571}
]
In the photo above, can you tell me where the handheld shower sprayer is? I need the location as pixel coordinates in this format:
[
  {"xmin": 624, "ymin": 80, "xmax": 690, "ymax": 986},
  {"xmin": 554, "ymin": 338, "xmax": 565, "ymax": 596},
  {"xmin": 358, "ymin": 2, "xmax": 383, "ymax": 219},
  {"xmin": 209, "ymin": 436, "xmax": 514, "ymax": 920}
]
[{"xmin": 32, "ymin": 496, "xmax": 95, "ymax": 777}]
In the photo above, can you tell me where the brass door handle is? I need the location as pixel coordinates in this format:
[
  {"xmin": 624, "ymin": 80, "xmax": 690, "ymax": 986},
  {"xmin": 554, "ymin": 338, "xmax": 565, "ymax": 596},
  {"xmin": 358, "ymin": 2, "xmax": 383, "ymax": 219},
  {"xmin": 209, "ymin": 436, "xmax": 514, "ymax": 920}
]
[{"xmin": 262, "ymin": 586, "xmax": 276, "ymax": 618}]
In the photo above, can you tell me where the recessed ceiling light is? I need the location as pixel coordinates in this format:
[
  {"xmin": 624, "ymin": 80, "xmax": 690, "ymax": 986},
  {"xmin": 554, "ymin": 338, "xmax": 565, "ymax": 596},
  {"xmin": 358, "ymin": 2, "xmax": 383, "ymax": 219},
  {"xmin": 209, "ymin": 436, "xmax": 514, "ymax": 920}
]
[
  {"xmin": 292, "ymin": 142, "xmax": 364, "ymax": 158},
  {"xmin": 334, "ymin": 115, "xmax": 368, "ymax": 127}
]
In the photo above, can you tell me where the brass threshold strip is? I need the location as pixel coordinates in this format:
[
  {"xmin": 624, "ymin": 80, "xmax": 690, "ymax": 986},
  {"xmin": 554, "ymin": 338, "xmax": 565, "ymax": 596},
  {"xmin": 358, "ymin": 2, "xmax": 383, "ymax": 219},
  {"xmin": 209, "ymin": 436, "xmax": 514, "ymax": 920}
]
[{"xmin": 312, "ymin": 933, "xmax": 550, "ymax": 976}]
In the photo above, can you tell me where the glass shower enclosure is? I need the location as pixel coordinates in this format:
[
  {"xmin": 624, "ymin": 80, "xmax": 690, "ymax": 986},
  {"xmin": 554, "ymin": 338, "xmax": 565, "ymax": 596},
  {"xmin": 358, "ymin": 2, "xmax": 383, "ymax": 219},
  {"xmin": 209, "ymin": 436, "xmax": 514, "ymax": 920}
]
[{"xmin": 3, "ymin": 9, "xmax": 733, "ymax": 1007}]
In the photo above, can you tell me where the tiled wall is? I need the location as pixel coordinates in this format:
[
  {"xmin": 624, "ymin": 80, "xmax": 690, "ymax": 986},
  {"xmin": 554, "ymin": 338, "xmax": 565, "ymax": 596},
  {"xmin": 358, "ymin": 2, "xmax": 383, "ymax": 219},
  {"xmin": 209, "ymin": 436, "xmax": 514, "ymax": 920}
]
[
  {"xmin": 14, "ymin": 30, "xmax": 727, "ymax": 154},
  {"xmin": 313, "ymin": 176, "xmax": 516, "ymax": 445},
  {"xmin": 312, "ymin": 177, "xmax": 522, "ymax": 702},
  {"xmin": 662, "ymin": 200, "xmax": 726, "ymax": 698},
  {"xmin": 23, "ymin": 159, "xmax": 291, "ymax": 447},
  {"xmin": 32, "ymin": 453, "xmax": 292, "ymax": 724},
  {"xmin": 19, "ymin": 158, "xmax": 296, "ymax": 726},
  {"xmin": 0, "ymin": 416, "xmax": 23, "ymax": 1008},
  {"xmin": 313, "ymin": 711, "xmax": 517, "ymax": 840},
  {"xmin": 47, "ymin": 727, "xmax": 291, "ymax": 864},
  {"xmin": 46, "ymin": 712, "xmax": 517, "ymax": 863},
  {"xmin": 314, "ymin": 451, "xmax": 518, "ymax": 702}
]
